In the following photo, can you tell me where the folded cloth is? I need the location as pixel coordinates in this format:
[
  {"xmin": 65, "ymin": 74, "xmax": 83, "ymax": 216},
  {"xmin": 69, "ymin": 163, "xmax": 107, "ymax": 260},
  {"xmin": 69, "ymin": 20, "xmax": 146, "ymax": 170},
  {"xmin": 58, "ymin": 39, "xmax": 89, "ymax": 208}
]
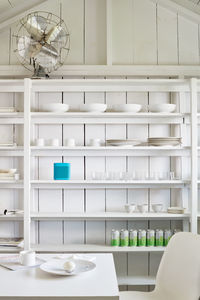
[{"xmin": 53, "ymin": 254, "xmax": 96, "ymax": 262}]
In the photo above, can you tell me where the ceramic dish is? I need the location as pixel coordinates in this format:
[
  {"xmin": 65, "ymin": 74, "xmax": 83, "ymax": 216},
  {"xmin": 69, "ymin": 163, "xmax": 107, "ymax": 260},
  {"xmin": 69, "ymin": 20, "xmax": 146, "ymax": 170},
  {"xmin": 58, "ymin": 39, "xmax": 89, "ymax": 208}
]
[
  {"xmin": 137, "ymin": 204, "xmax": 148, "ymax": 213},
  {"xmin": 79, "ymin": 103, "xmax": 107, "ymax": 113},
  {"xmin": 148, "ymin": 137, "xmax": 181, "ymax": 147},
  {"xmin": 106, "ymin": 139, "xmax": 141, "ymax": 147},
  {"xmin": 167, "ymin": 207, "xmax": 185, "ymax": 214},
  {"xmin": 148, "ymin": 104, "xmax": 176, "ymax": 113},
  {"xmin": 40, "ymin": 103, "xmax": 69, "ymax": 113},
  {"xmin": 111, "ymin": 104, "xmax": 142, "ymax": 113},
  {"xmin": 40, "ymin": 258, "xmax": 96, "ymax": 276},
  {"xmin": 152, "ymin": 204, "xmax": 163, "ymax": 213},
  {"xmin": 124, "ymin": 204, "xmax": 136, "ymax": 213}
]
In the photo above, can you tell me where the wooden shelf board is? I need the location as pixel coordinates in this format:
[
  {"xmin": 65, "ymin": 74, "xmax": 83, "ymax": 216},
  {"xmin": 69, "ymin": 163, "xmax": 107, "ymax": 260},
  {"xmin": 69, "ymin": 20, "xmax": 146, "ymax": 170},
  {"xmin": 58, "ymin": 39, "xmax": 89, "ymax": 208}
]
[
  {"xmin": 31, "ymin": 212, "xmax": 190, "ymax": 220},
  {"xmin": 33, "ymin": 244, "xmax": 166, "ymax": 253}
]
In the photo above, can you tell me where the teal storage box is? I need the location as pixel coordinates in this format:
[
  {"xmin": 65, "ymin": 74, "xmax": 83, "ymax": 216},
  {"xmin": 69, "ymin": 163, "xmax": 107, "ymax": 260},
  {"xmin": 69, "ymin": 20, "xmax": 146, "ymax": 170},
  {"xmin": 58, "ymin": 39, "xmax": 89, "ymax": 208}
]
[{"xmin": 54, "ymin": 163, "xmax": 71, "ymax": 180}]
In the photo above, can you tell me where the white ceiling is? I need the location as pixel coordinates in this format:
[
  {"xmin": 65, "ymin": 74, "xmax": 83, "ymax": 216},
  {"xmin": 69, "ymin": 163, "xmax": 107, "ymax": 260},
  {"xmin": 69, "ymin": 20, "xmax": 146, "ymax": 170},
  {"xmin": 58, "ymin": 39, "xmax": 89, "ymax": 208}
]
[
  {"xmin": 172, "ymin": 0, "xmax": 200, "ymax": 14},
  {"xmin": 0, "ymin": 0, "xmax": 199, "ymax": 28}
]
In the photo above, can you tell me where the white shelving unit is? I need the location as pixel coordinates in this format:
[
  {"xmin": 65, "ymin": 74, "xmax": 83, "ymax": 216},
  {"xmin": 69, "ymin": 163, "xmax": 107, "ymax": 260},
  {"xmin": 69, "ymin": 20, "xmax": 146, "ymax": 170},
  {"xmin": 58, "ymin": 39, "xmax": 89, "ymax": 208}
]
[{"xmin": 0, "ymin": 78, "xmax": 198, "ymax": 286}]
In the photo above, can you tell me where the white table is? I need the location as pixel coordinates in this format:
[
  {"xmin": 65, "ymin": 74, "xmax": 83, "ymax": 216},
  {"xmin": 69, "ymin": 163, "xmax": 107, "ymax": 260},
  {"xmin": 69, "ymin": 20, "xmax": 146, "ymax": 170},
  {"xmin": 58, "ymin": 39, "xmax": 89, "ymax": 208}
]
[{"xmin": 0, "ymin": 253, "xmax": 119, "ymax": 300}]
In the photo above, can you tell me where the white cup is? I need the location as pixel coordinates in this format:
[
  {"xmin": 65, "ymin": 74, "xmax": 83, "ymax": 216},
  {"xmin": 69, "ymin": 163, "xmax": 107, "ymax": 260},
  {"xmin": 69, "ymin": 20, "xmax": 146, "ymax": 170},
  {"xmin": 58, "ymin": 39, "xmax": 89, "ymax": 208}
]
[
  {"xmin": 137, "ymin": 204, "xmax": 148, "ymax": 213},
  {"xmin": 19, "ymin": 250, "xmax": 36, "ymax": 266},
  {"xmin": 50, "ymin": 138, "xmax": 59, "ymax": 147},
  {"xmin": 65, "ymin": 138, "xmax": 76, "ymax": 147},
  {"xmin": 124, "ymin": 204, "xmax": 136, "ymax": 213},
  {"xmin": 14, "ymin": 173, "xmax": 20, "ymax": 181},
  {"xmin": 89, "ymin": 138, "xmax": 101, "ymax": 147},
  {"xmin": 36, "ymin": 138, "xmax": 45, "ymax": 147}
]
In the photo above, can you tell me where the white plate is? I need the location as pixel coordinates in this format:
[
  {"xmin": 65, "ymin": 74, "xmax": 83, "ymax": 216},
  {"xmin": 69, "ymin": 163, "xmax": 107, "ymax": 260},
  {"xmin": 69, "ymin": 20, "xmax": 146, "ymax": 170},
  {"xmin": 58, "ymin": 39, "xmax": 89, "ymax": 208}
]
[
  {"xmin": 111, "ymin": 104, "xmax": 142, "ymax": 113},
  {"xmin": 40, "ymin": 258, "xmax": 96, "ymax": 276},
  {"xmin": 106, "ymin": 139, "xmax": 141, "ymax": 146},
  {"xmin": 79, "ymin": 103, "xmax": 107, "ymax": 113}
]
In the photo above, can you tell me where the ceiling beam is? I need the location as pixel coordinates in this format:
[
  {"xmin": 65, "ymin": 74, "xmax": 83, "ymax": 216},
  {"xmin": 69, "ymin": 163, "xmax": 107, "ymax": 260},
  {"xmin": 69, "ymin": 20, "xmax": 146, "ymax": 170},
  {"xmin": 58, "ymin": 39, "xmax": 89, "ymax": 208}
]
[
  {"xmin": 0, "ymin": 65, "xmax": 199, "ymax": 78},
  {"xmin": 0, "ymin": 0, "xmax": 48, "ymax": 32}
]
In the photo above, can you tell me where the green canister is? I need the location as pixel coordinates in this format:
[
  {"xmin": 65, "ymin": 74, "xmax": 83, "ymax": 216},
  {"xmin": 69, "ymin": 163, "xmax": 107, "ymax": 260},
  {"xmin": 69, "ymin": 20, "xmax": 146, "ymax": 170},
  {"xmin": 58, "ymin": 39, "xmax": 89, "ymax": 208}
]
[
  {"xmin": 155, "ymin": 229, "xmax": 164, "ymax": 246},
  {"xmin": 120, "ymin": 229, "xmax": 129, "ymax": 246},
  {"xmin": 111, "ymin": 229, "xmax": 120, "ymax": 246},
  {"xmin": 129, "ymin": 229, "xmax": 137, "ymax": 246},
  {"xmin": 138, "ymin": 229, "xmax": 146, "ymax": 246},
  {"xmin": 147, "ymin": 229, "xmax": 155, "ymax": 246},
  {"xmin": 164, "ymin": 229, "xmax": 172, "ymax": 246}
]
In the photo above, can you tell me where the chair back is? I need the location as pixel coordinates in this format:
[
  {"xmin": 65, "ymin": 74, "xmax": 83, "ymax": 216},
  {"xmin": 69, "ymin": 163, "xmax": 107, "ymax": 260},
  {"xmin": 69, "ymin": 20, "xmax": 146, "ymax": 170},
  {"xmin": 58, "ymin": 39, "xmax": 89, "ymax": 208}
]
[{"xmin": 155, "ymin": 232, "xmax": 200, "ymax": 300}]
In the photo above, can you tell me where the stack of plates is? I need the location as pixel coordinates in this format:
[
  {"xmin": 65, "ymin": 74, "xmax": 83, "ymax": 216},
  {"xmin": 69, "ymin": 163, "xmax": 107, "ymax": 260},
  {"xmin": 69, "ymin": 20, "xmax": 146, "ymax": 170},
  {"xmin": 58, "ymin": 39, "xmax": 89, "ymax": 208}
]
[
  {"xmin": 167, "ymin": 207, "xmax": 185, "ymax": 214},
  {"xmin": 106, "ymin": 139, "xmax": 141, "ymax": 147},
  {"xmin": 0, "ymin": 107, "xmax": 16, "ymax": 113},
  {"xmin": 148, "ymin": 137, "xmax": 181, "ymax": 147}
]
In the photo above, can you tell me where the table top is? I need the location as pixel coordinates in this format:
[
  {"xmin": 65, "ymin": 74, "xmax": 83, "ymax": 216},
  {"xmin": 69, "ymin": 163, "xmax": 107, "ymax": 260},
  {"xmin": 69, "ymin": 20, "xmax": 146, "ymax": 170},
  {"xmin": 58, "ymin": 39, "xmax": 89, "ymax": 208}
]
[{"xmin": 0, "ymin": 253, "xmax": 119, "ymax": 300}]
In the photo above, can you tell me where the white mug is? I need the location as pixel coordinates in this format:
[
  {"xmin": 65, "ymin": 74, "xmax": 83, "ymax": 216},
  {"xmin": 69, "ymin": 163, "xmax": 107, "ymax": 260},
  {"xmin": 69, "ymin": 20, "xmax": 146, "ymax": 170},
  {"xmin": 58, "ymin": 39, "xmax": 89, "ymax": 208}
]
[
  {"xmin": 65, "ymin": 138, "xmax": 75, "ymax": 147},
  {"xmin": 36, "ymin": 138, "xmax": 45, "ymax": 147},
  {"xmin": 89, "ymin": 138, "xmax": 101, "ymax": 147},
  {"xmin": 19, "ymin": 250, "xmax": 36, "ymax": 266},
  {"xmin": 50, "ymin": 138, "xmax": 59, "ymax": 147}
]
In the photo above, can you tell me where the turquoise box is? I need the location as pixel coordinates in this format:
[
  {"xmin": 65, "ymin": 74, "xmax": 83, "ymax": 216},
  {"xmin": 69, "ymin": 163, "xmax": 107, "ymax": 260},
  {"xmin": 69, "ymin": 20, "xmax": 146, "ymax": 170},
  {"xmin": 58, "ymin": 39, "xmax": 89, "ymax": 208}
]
[{"xmin": 54, "ymin": 163, "xmax": 71, "ymax": 180}]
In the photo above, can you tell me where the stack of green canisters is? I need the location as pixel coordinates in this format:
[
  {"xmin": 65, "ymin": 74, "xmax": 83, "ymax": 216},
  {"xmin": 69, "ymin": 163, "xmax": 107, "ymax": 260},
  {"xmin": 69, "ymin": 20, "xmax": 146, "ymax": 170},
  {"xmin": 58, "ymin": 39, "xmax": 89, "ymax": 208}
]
[{"xmin": 111, "ymin": 228, "xmax": 174, "ymax": 247}]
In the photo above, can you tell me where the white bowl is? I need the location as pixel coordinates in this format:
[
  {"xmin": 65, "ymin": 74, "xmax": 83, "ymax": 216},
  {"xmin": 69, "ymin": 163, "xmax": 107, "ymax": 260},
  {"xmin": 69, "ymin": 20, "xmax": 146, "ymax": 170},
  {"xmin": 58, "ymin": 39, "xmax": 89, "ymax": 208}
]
[
  {"xmin": 112, "ymin": 104, "xmax": 142, "ymax": 113},
  {"xmin": 8, "ymin": 169, "xmax": 17, "ymax": 174},
  {"xmin": 124, "ymin": 204, "xmax": 136, "ymax": 213},
  {"xmin": 79, "ymin": 103, "xmax": 107, "ymax": 113},
  {"xmin": 40, "ymin": 103, "xmax": 69, "ymax": 113},
  {"xmin": 152, "ymin": 204, "xmax": 163, "ymax": 213},
  {"xmin": 149, "ymin": 104, "xmax": 176, "ymax": 113},
  {"xmin": 137, "ymin": 204, "xmax": 148, "ymax": 213}
]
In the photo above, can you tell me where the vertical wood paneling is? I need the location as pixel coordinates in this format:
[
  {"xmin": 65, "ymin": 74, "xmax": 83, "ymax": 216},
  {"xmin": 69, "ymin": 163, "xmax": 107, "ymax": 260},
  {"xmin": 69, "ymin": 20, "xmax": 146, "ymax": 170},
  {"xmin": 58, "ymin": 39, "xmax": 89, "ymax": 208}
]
[
  {"xmin": 61, "ymin": 0, "xmax": 84, "ymax": 64},
  {"xmin": 157, "ymin": 6, "xmax": 178, "ymax": 64},
  {"xmin": 112, "ymin": 0, "xmax": 133, "ymax": 64},
  {"xmin": 0, "ymin": 29, "xmax": 10, "ymax": 64},
  {"xmin": 178, "ymin": 16, "xmax": 199, "ymax": 64},
  {"xmin": 85, "ymin": 0, "xmax": 106, "ymax": 64},
  {"xmin": 133, "ymin": 0, "xmax": 157, "ymax": 64}
]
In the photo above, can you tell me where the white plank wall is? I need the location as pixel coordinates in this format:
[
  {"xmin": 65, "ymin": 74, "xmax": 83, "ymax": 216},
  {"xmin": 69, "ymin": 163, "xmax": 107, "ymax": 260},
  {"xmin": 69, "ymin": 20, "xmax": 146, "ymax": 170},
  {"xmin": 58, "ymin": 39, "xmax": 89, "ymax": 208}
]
[{"xmin": 0, "ymin": 0, "xmax": 199, "ymax": 292}]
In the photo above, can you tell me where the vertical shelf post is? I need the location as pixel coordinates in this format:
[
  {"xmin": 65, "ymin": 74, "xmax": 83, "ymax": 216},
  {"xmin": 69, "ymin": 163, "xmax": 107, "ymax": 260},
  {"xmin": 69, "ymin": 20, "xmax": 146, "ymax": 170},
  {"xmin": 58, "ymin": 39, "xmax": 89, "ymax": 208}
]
[
  {"xmin": 106, "ymin": 0, "xmax": 112, "ymax": 65},
  {"xmin": 190, "ymin": 78, "xmax": 198, "ymax": 234},
  {"xmin": 24, "ymin": 78, "xmax": 31, "ymax": 250}
]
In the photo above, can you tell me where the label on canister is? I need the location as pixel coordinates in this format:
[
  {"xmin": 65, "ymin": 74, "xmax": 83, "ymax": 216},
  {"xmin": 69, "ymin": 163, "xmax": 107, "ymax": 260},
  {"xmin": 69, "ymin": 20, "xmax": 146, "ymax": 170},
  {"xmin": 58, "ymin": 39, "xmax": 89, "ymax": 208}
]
[
  {"xmin": 138, "ymin": 229, "xmax": 146, "ymax": 246},
  {"xmin": 155, "ymin": 229, "xmax": 164, "ymax": 246},
  {"xmin": 120, "ymin": 229, "xmax": 129, "ymax": 246},
  {"xmin": 129, "ymin": 230, "xmax": 137, "ymax": 246},
  {"xmin": 111, "ymin": 229, "xmax": 120, "ymax": 246},
  {"xmin": 147, "ymin": 229, "xmax": 155, "ymax": 247},
  {"xmin": 164, "ymin": 229, "xmax": 172, "ymax": 246}
]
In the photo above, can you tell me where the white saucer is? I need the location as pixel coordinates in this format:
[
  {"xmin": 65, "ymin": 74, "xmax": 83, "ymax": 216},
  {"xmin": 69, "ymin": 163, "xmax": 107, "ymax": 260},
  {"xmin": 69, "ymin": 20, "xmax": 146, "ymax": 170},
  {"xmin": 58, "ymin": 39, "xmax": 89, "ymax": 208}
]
[{"xmin": 40, "ymin": 258, "xmax": 96, "ymax": 276}]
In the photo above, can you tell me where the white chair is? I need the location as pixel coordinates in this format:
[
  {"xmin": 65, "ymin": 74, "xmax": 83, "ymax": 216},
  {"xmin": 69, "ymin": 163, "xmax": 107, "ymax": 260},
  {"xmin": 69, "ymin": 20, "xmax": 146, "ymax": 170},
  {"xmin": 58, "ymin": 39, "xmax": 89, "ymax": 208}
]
[{"xmin": 120, "ymin": 232, "xmax": 200, "ymax": 300}]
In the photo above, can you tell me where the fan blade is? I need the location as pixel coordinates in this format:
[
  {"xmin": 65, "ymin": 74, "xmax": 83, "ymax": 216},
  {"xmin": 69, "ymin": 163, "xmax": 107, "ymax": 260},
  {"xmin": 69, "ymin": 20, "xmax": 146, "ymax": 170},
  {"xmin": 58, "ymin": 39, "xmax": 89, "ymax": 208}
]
[
  {"xmin": 23, "ymin": 15, "xmax": 47, "ymax": 41},
  {"xmin": 17, "ymin": 36, "xmax": 42, "ymax": 59},
  {"xmin": 34, "ymin": 43, "xmax": 58, "ymax": 69},
  {"xmin": 45, "ymin": 25, "xmax": 68, "ymax": 48}
]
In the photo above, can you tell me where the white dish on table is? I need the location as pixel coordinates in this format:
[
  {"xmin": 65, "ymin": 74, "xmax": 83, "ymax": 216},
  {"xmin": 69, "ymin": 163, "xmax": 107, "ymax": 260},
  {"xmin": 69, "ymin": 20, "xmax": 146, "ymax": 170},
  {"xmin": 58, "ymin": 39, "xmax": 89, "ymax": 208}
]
[
  {"xmin": 40, "ymin": 103, "xmax": 69, "ymax": 113},
  {"xmin": 106, "ymin": 139, "xmax": 141, "ymax": 147},
  {"xmin": 79, "ymin": 103, "xmax": 107, "ymax": 113},
  {"xmin": 40, "ymin": 258, "xmax": 96, "ymax": 276},
  {"xmin": 152, "ymin": 203, "xmax": 163, "ymax": 213},
  {"xmin": 111, "ymin": 104, "xmax": 142, "ymax": 113},
  {"xmin": 148, "ymin": 104, "xmax": 176, "ymax": 113}
]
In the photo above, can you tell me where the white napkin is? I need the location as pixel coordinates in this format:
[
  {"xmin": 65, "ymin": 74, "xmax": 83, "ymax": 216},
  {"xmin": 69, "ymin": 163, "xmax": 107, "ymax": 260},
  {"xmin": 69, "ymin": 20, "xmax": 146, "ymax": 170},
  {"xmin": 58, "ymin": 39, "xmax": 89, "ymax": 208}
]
[{"xmin": 53, "ymin": 254, "xmax": 96, "ymax": 262}]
